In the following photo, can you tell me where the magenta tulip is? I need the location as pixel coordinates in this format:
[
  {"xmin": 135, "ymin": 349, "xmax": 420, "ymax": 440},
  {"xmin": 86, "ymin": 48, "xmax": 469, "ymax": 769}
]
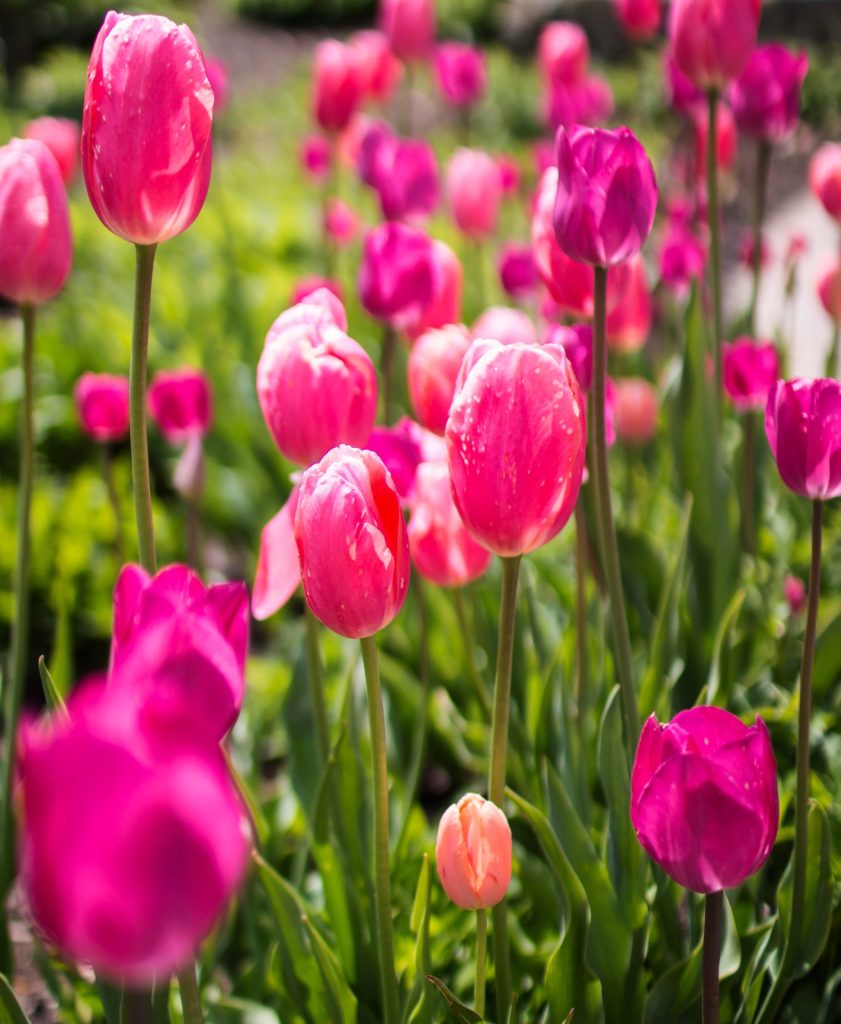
[
  {"xmin": 765, "ymin": 378, "xmax": 841, "ymax": 501},
  {"xmin": 498, "ymin": 243, "xmax": 538, "ymax": 299},
  {"xmin": 659, "ymin": 205, "xmax": 706, "ymax": 296},
  {"xmin": 496, "ymin": 155, "xmax": 520, "ymax": 196},
  {"xmin": 374, "ymin": 136, "xmax": 440, "ymax": 223},
  {"xmin": 447, "ymin": 148, "xmax": 502, "ymax": 239},
  {"xmin": 538, "ymin": 21, "xmax": 589, "ymax": 85},
  {"xmin": 359, "ymin": 221, "xmax": 439, "ymax": 328},
  {"xmin": 730, "ymin": 44, "xmax": 808, "ymax": 143},
  {"xmin": 205, "ymin": 57, "xmax": 230, "ymax": 115},
  {"xmin": 784, "ymin": 575, "xmax": 806, "ymax": 616},
  {"xmin": 545, "ymin": 323, "xmax": 593, "ymax": 392},
  {"xmin": 379, "ymin": 0, "xmax": 436, "ymax": 63},
  {"xmin": 22, "ymin": 117, "xmax": 80, "ymax": 185},
  {"xmin": 257, "ymin": 300, "xmax": 377, "ymax": 468},
  {"xmin": 252, "ymin": 488, "xmax": 301, "ymax": 620},
  {"xmin": 473, "ymin": 306, "xmax": 537, "ymax": 348},
  {"xmin": 295, "ymin": 445, "xmax": 410, "ymax": 638},
  {"xmin": 434, "ymin": 43, "xmax": 487, "ymax": 107},
  {"xmin": 693, "ymin": 101, "xmax": 738, "ymax": 177},
  {"xmin": 148, "ymin": 368, "xmax": 212, "ymax": 443},
  {"xmin": 668, "ymin": 0, "xmax": 760, "ymax": 91},
  {"xmin": 301, "ymin": 134, "xmax": 332, "ymax": 181},
  {"xmin": 446, "ymin": 339, "xmax": 586, "ymax": 556},
  {"xmin": 532, "ymin": 167, "xmax": 594, "ymax": 317},
  {"xmin": 404, "ymin": 239, "xmax": 462, "ymax": 339},
  {"xmin": 435, "ymin": 794, "xmax": 512, "ymax": 910},
  {"xmin": 723, "ymin": 338, "xmax": 780, "ymax": 412},
  {"xmin": 18, "ymin": 681, "xmax": 249, "ymax": 983},
  {"xmin": 312, "ymin": 40, "xmax": 364, "ymax": 134},
  {"xmin": 408, "ymin": 324, "xmax": 472, "ymax": 434},
  {"xmin": 810, "ymin": 144, "xmax": 841, "ymax": 221},
  {"xmin": 351, "ymin": 29, "xmax": 402, "ymax": 103},
  {"xmin": 613, "ymin": 378, "xmax": 658, "ymax": 444},
  {"xmin": 631, "ymin": 707, "xmax": 778, "ymax": 893},
  {"xmin": 665, "ymin": 52, "xmax": 705, "ymax": 117},
  {"xmin": 553, "ymin": 125, "xmax": 658, "ymax": 268},
  {"xmin": 605, "ymin": 255, "xmax": 651, "ymax": 352},
  {"xmin": 613, "ymin": 0, "xmax": 661, "ymax": 41},
  {"xmin": 81, "ymin": 11, "xmax": 213, "ymax": 245},
  {"xmin": 75, "ymin": 373, "xmax": 130, "ymax": 443},
  {"xmin": 545, "ymin": 74, "xmax": 614, "ymax": 132},
  {"xmin": 0, "ymin": 138, "xmax": 72, "ymax": 305},
  {"xmin": 324, "ymin": 198, "xmax": 360, "ymax": 246}
]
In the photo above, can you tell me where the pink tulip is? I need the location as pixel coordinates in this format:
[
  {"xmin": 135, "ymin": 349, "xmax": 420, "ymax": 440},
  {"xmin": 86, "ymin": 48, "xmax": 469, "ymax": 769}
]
[
  {"xmin": 693, "ymin": 101, "xmax": 737, "ymax": 177},
  {"xmin": 606, "ymin": 255, "xmax": 651, "ymax": 352},
  {"xmin": 252, "ymin": 488, "xmax": 301, "ymax": 620},
  {"xmin": 730, "ymin": 45, "xmax": 808, "ymax": 143},
  {"xmin": 613, "ymin": 0, "xmax": 661, "ymax": 41},
  {"xmin": 435, "ymin": 794, "xmax": 512, "ymax": 910},
  {"xmin": 291, "ymin": 278, "xmax": 345, "ymax": 317},
  {"xmin": 109, "ymin": 563, "xmax": 249, "ymax": 746},
  {"xmin": 22, "ymin": 117, "xmax": 80, "ymax": 185},
  {"xmin": 447, "ymin": 148, "xmax": 502, "ymax": 239},
  {"xmin": 554, "ymin": 125, "xmax": 658, "ymax": 268},
  {"xmin": 784, "ymin": 575, "xmax": 806, "ymax": 616},
  {"xmin": 357, "ymin": 119, "xmax": 395, "ymax": 188},
  {"xmin": 75, "ymin": 373, "xmax": 130, "ymax": 443},
  {"xmin": 665, "ymin": 52, "xmax": 705, "ymax": 117},
  {"xmin": 817, "ymin": 257, "xmax": 841, "ymax": 322},
  {"xmin": 379, "ymin": 0, "xmax": 436, "ymax": 63},
  {"xmin": 723, "ymin": 338, "xmax": 779, "ymax": 412},
  {"xmin": 810, "ymin": 144, "xmax": 841, "ymax": 221},
  {"xmin": 668, "ymin": 0, "xmax": 760, "ymax": 91},
  {"xmin": 295, "ymin": 445, "xmax": 410, "ymax": 638},
  {"xmin": 544, "ymin": 323, "xmax": 593, "ymax": 392},
  {"xmin": 350, "ymin": 29, "xmax": 402, "ymax": 103},
  {"xmin": 257, "ymin": 301, "xmax": 377, "ymax": 468},
  {"xmin": 659, "ymin": 211, "xmax": 706, "ymax": 296},
  {"xmin": 404, "ymin": 239, "xmax": 462, "ymax": 339},
  {"xmin": 301, "ymin": 134, "xmax": 332, "ymax": 181},
  {"xmin": 374, "ymin": 136, "xmax": 440, "ymax": 223},
  {"xmin": 324, "ymin": 198, "xmax": 360, "ymax": 246},
  {"xmin": 312, "ymin": 40, "xmax": 364, "ymax": 134},
  {"xmin": 613, "ymin": 378, "xmax": 658, "ymax": 444},
  {"xmin": 81, "ymin": 12, "xmax": 213, "ymax": 245},
  {"xmin": 631, "ymin": 707, "xmax": 778, "ymax": 893},
  {"xmin": 18, "ymin": 680, "xmax": 249, "ymax": 983},
  {"xmin": 0, "ymin": 138, "xmax": 72, "ymax": 305},
  {"xmin": 434, "ymin": 43, "xmax": 487, "ymax": 107},
  {"xmin": 765, "ymin": 378, "xmax": 841, "ymax": 500},
  {"xmin": 532, "ymin": 167, "xmax": 594, "ymax": 317},
  {"xmin": 498, "ymin": 243, "xmax": 538, "ymax": 299},
  {"xmin": 408, "ymin": 324, "xmax": 472, "ymax": 434},
  {"xmin": 148, "ymin": 369, "xmax": 212, "ymax": 444},
  {"xmin": 359, "ymin": 221, "xmax": 439, "ymax": 329},
  {"xmin": 496, "ymin": 155, "xmax": 520, "ymax": 196},
  {"xmin": 785, "ymin": 234, "xmax": 808, "ymax": 267},
  {"xmin": 533, "ymin": 140, "xmax": 556, "ymax": 177},
  {"xmin": 205, "ymin": 57, "xmax": 230, "ymax": 115},
  {"xmin": 538, "ymin": 21, "xmax": 589, "ymax": 85},
  {"xmin": 365, "ymin": 419, "xmax": 426, "ymax": 503},
  {"xmin": 545, "ymin": 74, "xmax": 614, "ymax": 131},
  {"xmin": 446, "ymin": 339, "xmax": 586, "ymax": 556},
  {"xmin": 473, "ymin": 306, "xmax": 537, "ymax": 348}
]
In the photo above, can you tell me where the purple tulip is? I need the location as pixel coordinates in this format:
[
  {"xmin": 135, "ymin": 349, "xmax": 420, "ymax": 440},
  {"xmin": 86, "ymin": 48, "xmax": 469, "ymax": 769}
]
[
  {"xmin": 730, "ymin": 44, "xmax": 808, "ymax": 143},
  {"xmin": 765, "ymin": 378, "xmax": 841, "ymax": 501},
  {"xmin": 375, "ymin": 136, "xmax": 440, "ymax": 222},
  {"xmin": 359, "ymin": 221, "xmax": 439, "ymax": 328},
  {"xmin": 498, "ymin": 243, "xmax": 538, "ymax": 299},
  {"xmin": 434, "ymin": 42, "xmax": 487, "ymax": 107}
]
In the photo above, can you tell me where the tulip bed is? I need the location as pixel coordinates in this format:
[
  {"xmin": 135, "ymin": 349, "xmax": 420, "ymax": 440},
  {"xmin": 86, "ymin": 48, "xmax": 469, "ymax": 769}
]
[{"xmin": 2, "ymin": 2, "xmax": 841, "ymax": 1024}]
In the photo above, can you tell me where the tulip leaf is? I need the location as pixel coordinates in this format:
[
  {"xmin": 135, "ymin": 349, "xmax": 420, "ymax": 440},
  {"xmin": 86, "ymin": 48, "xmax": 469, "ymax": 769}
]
[
  {"xmin": 405, "ymin": 854, "xmax": 433, "ymax": 1024},
  {"xmin": 706, "ymin": 588, "xmax": 746, "ymax": 706},
  {"xmin": 812, "ymin": 608, "xmax": 841, "ymax": 698},
  {"xmin": 301, "ymin": 914, "xmax": 358, "ymax": 1024},
  {"xmin": 0, "ymin": 974, "xmax": 33, "ymax": 1024},
  {"xmin": 426, "ymin": 976, "xmax": 483, "ymax": 1023},
  {"xmin": 205, "ymin": 995, "xmax": 281, "ymax": 1024},
  {"xmin": 37, "ymin": 656, "xmax": 67, "ymax": 717}
]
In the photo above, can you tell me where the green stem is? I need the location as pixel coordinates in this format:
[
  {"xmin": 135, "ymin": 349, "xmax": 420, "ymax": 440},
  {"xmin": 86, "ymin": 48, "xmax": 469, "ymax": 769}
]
[
  {"xmin": 474, "ymin": 908, "xmax": 487, "ymax": 1018},
  {"xmin": 707, "ymin": 88, "xmax": 723, "ymax": 421},
  {"xmin": 574, "ymin": 502, "xmax": 589, "ymax": 724},
  {"xmin": 100, "ymin": 444, "xmax": 125, "ymax": 564},
  {"xmin": 122, "ymin": 988, "xmax": 155, "ymax": 1024},
  {"xmin": 177, "ymin": 966, "xmax": 204, "ymax": 1024},
  {"xmin": 381, "ymin": 323, "xmax": 397, "ymax": 426},
  {"xmin": 592, "ymin": 266, "xmax": 641, "ymax": 764},
  {"xmin": 359, "ymin": 635, "xmax": 399, "ymax": 1024},
  {"xmin": 129, "ymin": 243, "xmax": 158, "ymax": 574},
  {"xmin": 741, "ymin": 413, "xmax": 756, "ymax": 556},
  {"xmin": 0, "ymin": 304, "xmax": 36, "ymax": 959},
  {"xmin": 453, "ymin": 587, "xmax": 492, "ymax": 718},
  {"xmin": 702, "ymin": 890, "xmax": 723, "ymax": 1024},
  {"xmin": 748, "ymin": 141, "xmax": 771, "ymax": 334},
  {"xmin": 304, "ymin": 605, "xmax": 331, "ymax": 767}
]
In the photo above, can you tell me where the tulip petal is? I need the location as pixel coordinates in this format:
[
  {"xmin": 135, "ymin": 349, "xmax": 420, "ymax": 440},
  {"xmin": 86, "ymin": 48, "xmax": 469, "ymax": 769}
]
[{"xmin": 252, "ymin": 491, "xmax": 301, "ymax": 621}]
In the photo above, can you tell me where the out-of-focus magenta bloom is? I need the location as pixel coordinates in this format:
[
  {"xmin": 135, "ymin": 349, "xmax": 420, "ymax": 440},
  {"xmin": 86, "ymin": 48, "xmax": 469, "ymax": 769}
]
[
  {"xmin": 606, "ymin": 255, "xmax": 651, "ymax": 352},
  {"xmin": 109, "ymin": 563, "xmax": 249, "ymax": 746},
  {"xmin": 350, "ymin": 29, "xmax": 402, "ymax": 103},
  {"xmin": 205, "ymin": 57, "xmax": 230, "ymax": 115},
  {"xmin": 659, "ymin": 211, "xmax": 706, "ymax": 295},
  {"xmin": 357, "ymin": 119, "xmax": 394, "ymax": 187},
  {"xmin": 81, "ymin": 12, "xmax": 213, "ymax": 246},
  {"xmin": 533, "ymin": 140, "xmax": 556, "ymax": 177},
  {"xmin": 404, "ymin": 239, "xmax": 462, "ymax": 339},
  {"xmin": 0, "ymin": 138, "xmax": 72, "ymax": 305},
  {"xmin": 668, "ymin": 0, "xmax": 760, "ymax": 91},
  {"xmin": 75, "ymin": 373, "xmax": 130, "ymax": 443},
  {"xmin": 496, "ymin": 155, "xmax": 520, "ymax": 196},
  {"xmin": 379, "ymin": 0, "xmax": 436, "ymax": 63},
  {"xmin": 817, "ymin": 257, "xmax": 841, "ymax": 322},
  {"xmin": 786, "ymin": 234, "xmax": 808, "ymax": 266},
  {"xmin": 252, "ymin": 488, "xmax": 301, "ymax": 620},
  {"xmin": 498, "ymin": 243, "xmax": 538, "ymax": 299},
  {"xmin": 693, "ymin": 101, "xmax": 737, "ymax": 177},
  {"xmin": 538, "ymin": 21, "xmax": 589, "ymax": 85},
  {"xmin": 765, "ymin": 378, "xmax": 841, "ymax": 500},
  {"xmin": 810, "ymin": 144, "xmax": 841, "ymax": 221},
  {"xmin": 665, "ymin": 52, "xmax": 705, "ymax": 117},
  {"xmin": 447, "ymin": 148, "xmax": 502, "ymax": 238},
  {"xmin": 359, "ymin": 221, "xmax": 438, "ymax": 328},
  {"xmin": 738, "ymin": 230, "xmax": 772, "ymax": 271},
  {"xmin": 446, "ymin": 339, "xmax": 586, "ymax": 556},
  {"xmin": 784, "ymin": 575, "xmax": 806, "ymax": 615},
  {"xmin": 553, "ymin": 125, "xmax": 658, "ymax": 268},
  {"xmin": 22, "ymin": 117, "xmax": 80, "ymax": 185},
  {"xmin": 374, "ymin": 136, "xmax": 440, "ymax": 222},
  {"xmin": 613, "ymin": 377, "xmax": 658, "ymax": 444},
  {"xmin": 148, "ymin": 369, "xmax": 212, "ymax": 443},
  {"xmin": 435, "ymin": 794, "xmax": 512, "ymax": 910},
  {"xmin": 730, "ymin": 44, "xmax": 808, "ymax": 143},
  {"xmin": 324, "ymin": 198, "xmax": 360, "ymax": 246},
  {"xmin": 291, "ymin": 278, "xmax": 345, "ymax": 315},
  {"xmin": 545, "ymin": 323, "xmax": 593, "ymax": 391},
  {"xmin": 532, "ymin": 167, "xmax": 594, "ymax": 317},
  {"xmin": 723, "ymin": 338, "xmax": 779, "ymax": 412},
  {"xmin": 365, "ymin": 417, "xmax": 446, "ymax": 503},
  {"xmin": 257, "ymin": 300, "xmax": 377, "ymax": 467},
  {"xmin": 18, "ymin": 680, "xmax": 249, "ymax": 983},
  {"xmin": 435, "ymin": 42, "xmax": 486, "ymax": 107},
  {"xmin": 613, "ymin": 0, "xmax": 661, "ymax": 41},
  {"xmin": 295, "ymin": 445, "xmax": 410, "ymax": 638},
  {"xmin": 301, "ymin": 134, "xmax": 332, "ymax": 181},
  {"xmin": 473, "ymin": 306, "xmax": 537, "ymax": 347},
  {"xmin": 631, "ymin": 706, "xmax": 778, "ymax": 893},
  {"xmin": 312, "ymin": 40, "xmax": 363, "ymax": 134},
  {"xmin": 546, "ymin": 74, "xmax": 614, "ymax": 131},
  {"xmin": 408, "ymin": 324, "xmax": 471, "ymax": 434}
]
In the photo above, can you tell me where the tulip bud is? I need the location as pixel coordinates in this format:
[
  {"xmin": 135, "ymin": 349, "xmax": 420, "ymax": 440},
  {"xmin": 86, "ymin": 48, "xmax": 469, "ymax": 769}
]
[
  {"xmin": 784, "ymin": 575, "xmax": 806, "ymax": 616},
  {"xmin": 613, "ymin": 377, "xmax": 658, "ymax": 445},
  {"xmin": 810, "ymin": 144, "xmax": 841, "ymax": 221},
  {"xmin": 730, "ymin": 44, "xmax": 808, "ymax": 143},
  {"xmin": 359, "ymin": 221, "xmax": 439, "ymax": 328},
  {"xmin": 408, "ymin": 324, "xmax": 472, "ymax": 434},
  {"xmin": 312, "ymin": 40, "xmax": 364, "ymax": 134},
  {"xmin": 324, "ymin": 198, "xmax": 360, "ymax": 246},
  {"xmin": 81, "ymin": 11, "xmax": 213, "ymax": 245},
  {"xmin": 301, "ymin": 134, "xmax": 332, "ymax": 181},
  {"xmin": 148, "ymin": 368, "xmax": 212, "ymax": 444},
  {"xmin": 0, "ymin": 138, "xmax": 72, "ymax": 305},
  {"xmin": 447, "ymin": 148, "xmax": 502, "ymax": 239},
  {"xmin": 668, "ymin": 0, "xmax": 760, "ymax": 91},
  {"xmin": 538, "ymin": 22, "xmax": 590, "ymax": 86},
  {"xmin": 379, "ymin": 0, "xmax": 436, "ymax": 63},
  {"xmin": 722, "ymin": 338, "xmax": 779, "ymax": 412},
  {"xmin": 446, "ymin": 339, "xmax": 586, "ymax": 556},
  {"xmin": 75, "ymin": 373, "xmax": 129, "ymax": 443},
  {"xmin": 22, "ymin": 117, "xmax": 80, "ymax": 185},
  {"xmin": 613, "ymin": 0, "xmax": 661, "ymax": 42},
  {"xmin": 435, "ymin": 793, "xmax": 512, "ymax": 910},
  {"xmin": 434, "ymin": 43, "xmax": 487, "ymax": 107},
  {"xmin": 553, "ymin": 125, "xmax": 658, "ymax": 269},
  {"xmin": 765, "ymin": 378, "xmax": 841, "ymax": 501},
  {"xmin": 631, "ymin": 707, "xmax": 778, "ymax": 893}
]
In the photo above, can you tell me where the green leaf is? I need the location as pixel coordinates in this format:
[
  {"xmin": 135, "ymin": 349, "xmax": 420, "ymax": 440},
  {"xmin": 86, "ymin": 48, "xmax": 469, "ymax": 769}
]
[
  {"xmin": 95, "ymin": 980, "xmax": 122, "ymax": 1024},
  {"xmin": 426, "ymin": 976, "xmax": 483, "ymax": 1023},
  {"xmin": 205, "ymin": 995, "xmax": 281, "ymax": 1024},
  {"xmin": 779, "ymin": 801, "xmax": 833, "ymax": 977},
  {"xmin": 812, "ymin": 609, "xmax": 841, "ymax": 698},
  {"xmin": 405, "ymin": 855, "xmax": 433, "ymax": 1024},
  {"xmin": 37, "ymin": 656, "xmax": 67, "ymax": 717},
  {"xmin": 301, "ymin": 915, "xmax": 357, "ymax": 1024},
  {"xmin": 0, "ymin": 974, "xmax": 33, "ymax": 1024},
  {"xmin": 706, "ymin": 589, "xmax": 746, "ymax": 706}
]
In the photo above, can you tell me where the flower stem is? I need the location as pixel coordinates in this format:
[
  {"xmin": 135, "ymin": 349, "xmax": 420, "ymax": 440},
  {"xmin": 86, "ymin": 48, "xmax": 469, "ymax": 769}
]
[
  {"xmin": 702, "ymin": 890, "xmax": 723, "ymax": 1024},
  {"xmin": 178, "ymin": 966, "xmax": 204, "ymax": 1024},
  {"xmin": 741, "ymin": 412, "xmax": 756, "ymax": 556},
  {"xmin": 748, "ymin": 140, "xmax": 771, "ymax": 334},
  {"xmin": 592, "ymin": 266, "xmax": 641, "ymax": 764},
  {"xmin": 0, "ymin": 304, "xmax": 36, "ymax": 946},
  {"xmin": 474, "ymin": 908, "xmax": 487, "ymax": 1018},
  {"xmin": 130, "ymin": 243, "xmax": 158, "ymax": 574},
  {"xmin": 707, "ymin": 88, "xmax": 723, "ymax": 420},
  {"xmin": 359, "ymin": 634, "xmax": 399, "ymax": 1024}
]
